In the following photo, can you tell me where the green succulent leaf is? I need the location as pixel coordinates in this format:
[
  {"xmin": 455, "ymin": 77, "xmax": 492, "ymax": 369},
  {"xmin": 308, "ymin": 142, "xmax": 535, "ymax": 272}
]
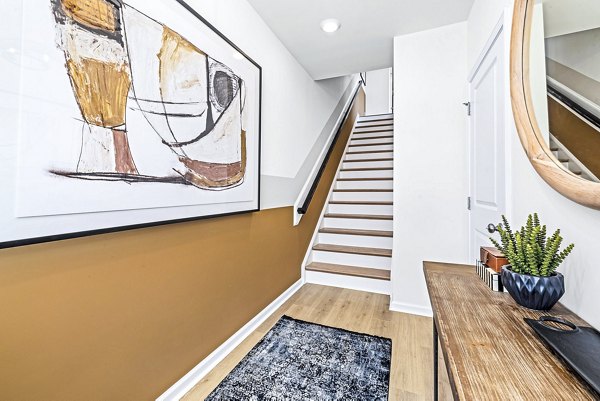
[{"xmin": 487, "ymin": 214, "xmax": 574, "ymax": 277}]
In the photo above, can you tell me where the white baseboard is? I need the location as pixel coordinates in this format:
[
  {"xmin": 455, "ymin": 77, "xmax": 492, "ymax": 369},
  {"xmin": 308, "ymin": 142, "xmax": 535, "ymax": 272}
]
[
  {"xmin": 389, "ymin": 301, "xmax": 433, "ymax": 318},
  {"xmin": 156, "ymin": 279, "xmax": 304, "ymax": 401},
  {"xmin": 305, "ymin": 271, "xmax": 391, "ymax": 295}
]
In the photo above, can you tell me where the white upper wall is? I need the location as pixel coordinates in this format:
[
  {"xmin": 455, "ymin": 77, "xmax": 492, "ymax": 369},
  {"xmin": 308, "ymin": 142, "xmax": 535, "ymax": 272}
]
[
  {"xmin": 185, "ymin": 0, "xmax": 356, "ymax": 208},
  {"xmin": 467, "ymin": 0, "xmax": 511, "ymax": 69},
  {"xmin": 530, "ymin": 1, "xmax": 550, "ymax": 139},
  {"xmin": 542, "ymin": 0, "xmax": 600, "ymax": 38},
  {"xmin": 365, "ymin": 68, "xmax": 392, "ymax": 116},
  {"xmin": 247, "ymin": 0, "xmax": 474, "ymax": 80},
  {"xmin": 546, "ymin": 28, "xmax": 600, "ymax": 82},
  {"xmin": 391, "ymin": 22, "xmax": 469, "ymax": 315}
]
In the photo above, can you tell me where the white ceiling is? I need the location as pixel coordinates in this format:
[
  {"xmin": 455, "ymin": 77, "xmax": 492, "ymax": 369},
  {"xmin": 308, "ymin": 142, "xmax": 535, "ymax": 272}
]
[{"xmin": 247, "ymin": 0, "xmax": 475, "ymax": 80}]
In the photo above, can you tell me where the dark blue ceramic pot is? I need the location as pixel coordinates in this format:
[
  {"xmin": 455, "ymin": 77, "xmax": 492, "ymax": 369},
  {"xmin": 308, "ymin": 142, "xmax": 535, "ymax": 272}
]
[{"xmin": 501, "ymin": 265, "xmax": 565, "ymax": 311}]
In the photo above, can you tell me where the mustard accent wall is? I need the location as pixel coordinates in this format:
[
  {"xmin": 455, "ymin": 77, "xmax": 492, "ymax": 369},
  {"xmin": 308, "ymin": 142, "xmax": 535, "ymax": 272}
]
[{"xmin": 0, "ymin": 89, "xmax": 364, "ymax": 400}]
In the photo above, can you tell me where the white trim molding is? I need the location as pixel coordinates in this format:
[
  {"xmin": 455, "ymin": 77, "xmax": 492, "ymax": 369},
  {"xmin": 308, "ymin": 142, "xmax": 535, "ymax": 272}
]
[
  {"xmin": 156, "ymin": 279, "xmax": 304, "ymax": 401},
  {"xmin": 305, "ymin": 271, "xmax": 391, "ymax": 295},
  {"xmin": 389, "ymin": 301, "xmax": 433, "ymax": 318},
  {"xmin": 468, "ymin": 14, "xmax": 505, "ymax": 82},
  {"xmin": 547, "ymin": 76, "xmax": 600, "ymax": 121}
]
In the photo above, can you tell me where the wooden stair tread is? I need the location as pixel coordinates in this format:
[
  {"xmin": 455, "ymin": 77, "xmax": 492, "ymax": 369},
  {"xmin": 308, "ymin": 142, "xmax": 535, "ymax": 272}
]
[
  {"xmin": 356, "ymin": 122, "xmax": 394, "ymax": 127},
  {"xmin": 344, "ymin": 158, "xmax": 393, "ymax": 163},
  {"xmin": 353, "ymin": 130, "xmax": 394, "ymax": 134},
  {"xmin": 349, "ymin": 142, "xmax": 393, "ymax": 147},
  {"xmin": 324, "ymin": 213, "xmax": 393, "ymax": 220},
  {"xmin": 347, "ymin": 150, "xmax": 393, "ymax": 155},
  {"xmin": 333, "ymin": 189, "xmax": 393, "ymax": 192},
  {"xmin": 319, "ymin": 227, "xmax": 393, "ymax": 237},
  {"xmin": 329, "ymin": 201, "xmax": 393, "ymax": 205},
  {"xmin": 351, "ymin": 135, "xmax": 394, "ymax": 141},
  {"xmin": 355, "ymin": 127, "xmax": 393, "ymax": 131},
  {"xmin": 341, "ymin": 167, "xmax": 393, "ymax": 171},
  {"xmin": 337, "ymin": 177, "xmax": 393, "ymax": 181},
  {"xmin": 312, "ymin": 243, "xmax": 392, "ymax": 257},
  {"xmin": 306, "ymin": 262, "xmax": 390, "ymax": 280}
]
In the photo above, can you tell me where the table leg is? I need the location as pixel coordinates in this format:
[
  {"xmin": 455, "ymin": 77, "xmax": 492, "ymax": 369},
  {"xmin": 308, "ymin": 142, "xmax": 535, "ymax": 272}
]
[{"xmin": 433, "ymin": 321, "xmax": 438, "ymax": 401}]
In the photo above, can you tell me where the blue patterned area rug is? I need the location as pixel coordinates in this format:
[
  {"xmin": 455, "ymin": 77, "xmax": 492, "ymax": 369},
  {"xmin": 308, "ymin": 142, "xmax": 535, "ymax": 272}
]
[{"xmin": 205, "ymin": 315, "xmax": 392, "ymax": 401}]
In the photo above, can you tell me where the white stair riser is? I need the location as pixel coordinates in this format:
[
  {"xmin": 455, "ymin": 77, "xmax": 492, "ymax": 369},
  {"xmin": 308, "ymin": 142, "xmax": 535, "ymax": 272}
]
[
  {"xmin": 358, "ymin": 114, "xmax": 393, "ymax": 122},
  {"xmin": 357, "ymin": 117, "xmax": 393, "ymax": 123},
  {"xmin": 311, "ymin": 250, "xmax": 392, "ymax": 269},
  {"xmin": 348, "ymin": 144, "xmax": 393, "ymax": 153},
  {"xmin": 328, "ymin": 203, "xmax": 393, "ymax": 215},
  {"xmin": 318, "ymin": 233, "xmax": 393, "ymax": 248},
  {"xmin": 339, "ymin": 170, "xmax": 393, "ymax": 179},
  {"xmin": 342, "ymin": 160, "xmax": 393, "ymax": 169},
  {"xmin": 305, "ymin": 271, "xmax": 391, "ymax": 295},
  {"xmin": 345, "ymin": 152, "xmax": 394, "ymax": 161},
  {"xmin": 353, "ymin": 132, "xmax": 393, "ymax": 139},
  {"xmin": 354, "ymin": 128, "xmax": 393, "ymax": 135},
  {"xmin": 355, "ymin": 122, "xmax": 393, "ymax": 128},
  {"xmin": 323, "ymin": 217, "xmax": 393, "ymax": 231},
  {"xmin": 336, "ymin": 180, "xmax": 393, "ymax": 190},
  {"xmin": 332, "ymin": 191, "xmax": 393, "ymax": 202},
  {"xmin": 352, "ymin": 132, "xmax": 394, "ymax": 140},
  {"xmin": 355, "ymin": 122, "xmax": 393, "ymax": 127},
  {"xmin": 350, "ymin": 138, "xmax": 393, "ymax": 146}
]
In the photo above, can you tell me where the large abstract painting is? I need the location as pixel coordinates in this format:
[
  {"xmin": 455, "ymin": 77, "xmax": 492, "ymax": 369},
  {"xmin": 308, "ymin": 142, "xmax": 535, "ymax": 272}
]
[{"xmin": 0, "ymin": 0, "xmax": 261, "ymax": 247}]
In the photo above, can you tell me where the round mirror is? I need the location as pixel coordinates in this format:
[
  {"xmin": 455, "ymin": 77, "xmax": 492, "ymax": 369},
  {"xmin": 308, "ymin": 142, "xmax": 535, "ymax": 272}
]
[{"xmin": 511, "ymin": 0, "xmax": 600, "ymax": 208}]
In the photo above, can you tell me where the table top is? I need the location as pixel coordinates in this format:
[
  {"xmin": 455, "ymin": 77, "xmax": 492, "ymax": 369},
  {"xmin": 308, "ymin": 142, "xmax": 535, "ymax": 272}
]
[{"xmin": 424, "ymin": 261, "xmax": 598, "ymax": 400}]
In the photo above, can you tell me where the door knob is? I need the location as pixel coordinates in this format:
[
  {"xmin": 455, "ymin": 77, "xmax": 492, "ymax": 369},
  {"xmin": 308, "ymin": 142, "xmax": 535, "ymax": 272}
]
[{"xmin": 487, "ymin": 223, "xmax": 498, "ymax": 234}]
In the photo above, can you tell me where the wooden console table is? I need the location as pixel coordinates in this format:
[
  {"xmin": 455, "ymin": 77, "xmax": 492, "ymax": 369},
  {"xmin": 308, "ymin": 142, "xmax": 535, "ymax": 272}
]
[{"xmin": 424, "ymin": 261, "xmax": 598, "ymax": 400}]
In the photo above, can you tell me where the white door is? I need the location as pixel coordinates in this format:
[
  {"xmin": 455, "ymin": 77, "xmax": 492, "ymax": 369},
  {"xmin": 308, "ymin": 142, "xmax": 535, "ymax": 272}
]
[{"xmin": 469, "ymin": 28, "xmax": 506, "ymax": 261}]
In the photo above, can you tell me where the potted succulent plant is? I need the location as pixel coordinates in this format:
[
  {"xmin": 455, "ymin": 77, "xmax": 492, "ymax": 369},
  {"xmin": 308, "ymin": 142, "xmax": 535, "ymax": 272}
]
[{"xmin": 490, "ymin": 213, "xmax": 574, "ymax": 311}]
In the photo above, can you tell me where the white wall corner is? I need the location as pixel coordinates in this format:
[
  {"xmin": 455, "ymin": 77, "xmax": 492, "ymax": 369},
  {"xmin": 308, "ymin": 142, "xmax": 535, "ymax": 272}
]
[
  {"xmin": 365, "ymin": 68, "xmax": 393, "ymax": 115},
  {"xmin": 156, "ymin": 279, "xmax": 304, "ymax": 401},
  {"xmin": 391, "ymin": 22, "xmax": 469, "ymax": 322}
]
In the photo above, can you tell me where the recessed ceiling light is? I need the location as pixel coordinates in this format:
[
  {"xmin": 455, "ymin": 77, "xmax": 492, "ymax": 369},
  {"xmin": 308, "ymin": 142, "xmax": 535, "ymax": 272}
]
[{"xmin": 320, "ymin": 19, "xmax": 341, "ymax": 33}]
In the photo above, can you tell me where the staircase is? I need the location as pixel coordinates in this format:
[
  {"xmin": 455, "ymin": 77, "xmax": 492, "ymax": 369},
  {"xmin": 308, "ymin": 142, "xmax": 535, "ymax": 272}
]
[
  {"xmin": 550, "ymin": 135, "xmax": 600, "ymax": 182},
  {"xmin": 304, "ymin": 113, "xmax": 394, "ymax": 294}
]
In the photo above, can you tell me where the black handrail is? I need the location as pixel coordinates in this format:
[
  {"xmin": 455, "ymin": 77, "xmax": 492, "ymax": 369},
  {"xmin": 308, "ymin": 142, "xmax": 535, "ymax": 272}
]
[
  {"xmin": 548, "ymin": 84, "xmax": 600, "ymax": 131},
  {"xmin": 297, "ymin": 81, "xmax": 363, "ymax": 215},
  {"xmin": 360, "ymin": 72, "xmax": 367, "ymax": 86}
]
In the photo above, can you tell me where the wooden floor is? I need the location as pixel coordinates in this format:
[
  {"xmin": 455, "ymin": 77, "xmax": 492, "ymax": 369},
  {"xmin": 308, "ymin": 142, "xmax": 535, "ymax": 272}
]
[{"xmin": 183, "ymin": 284, "xmax": 451, "ymax": 401}]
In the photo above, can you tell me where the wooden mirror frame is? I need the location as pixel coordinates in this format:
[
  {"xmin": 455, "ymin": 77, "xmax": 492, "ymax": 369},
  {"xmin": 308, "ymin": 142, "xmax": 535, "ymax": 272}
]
[{"xmin": 511, "ymin": 0, "xmax": 600, "ymax": 209}]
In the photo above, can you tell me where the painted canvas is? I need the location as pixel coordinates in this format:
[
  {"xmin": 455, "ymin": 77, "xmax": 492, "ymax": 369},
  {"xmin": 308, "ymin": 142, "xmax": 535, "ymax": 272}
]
[{"xmin": 1, "ymin": 0, "xmax": 261, "ymax": 247}]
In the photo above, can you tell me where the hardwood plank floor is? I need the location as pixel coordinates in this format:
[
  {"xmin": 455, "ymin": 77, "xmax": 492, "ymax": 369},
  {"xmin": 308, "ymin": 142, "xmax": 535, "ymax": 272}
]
[{"xmin": 182, "ymin": 284, "xmax": 441, "ymax": 400}]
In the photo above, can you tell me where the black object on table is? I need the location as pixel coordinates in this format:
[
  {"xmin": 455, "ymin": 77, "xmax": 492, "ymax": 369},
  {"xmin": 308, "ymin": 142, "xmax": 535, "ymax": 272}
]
[{"xmin": 526, "ymin": 316, "xmax": 600, "ymax": 395}]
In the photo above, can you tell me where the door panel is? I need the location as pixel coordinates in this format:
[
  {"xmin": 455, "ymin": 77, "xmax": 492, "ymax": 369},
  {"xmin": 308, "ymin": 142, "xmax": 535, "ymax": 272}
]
[{"xmin": 469, "ymin": 28, "xmax": 506, "ymax": 261}]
